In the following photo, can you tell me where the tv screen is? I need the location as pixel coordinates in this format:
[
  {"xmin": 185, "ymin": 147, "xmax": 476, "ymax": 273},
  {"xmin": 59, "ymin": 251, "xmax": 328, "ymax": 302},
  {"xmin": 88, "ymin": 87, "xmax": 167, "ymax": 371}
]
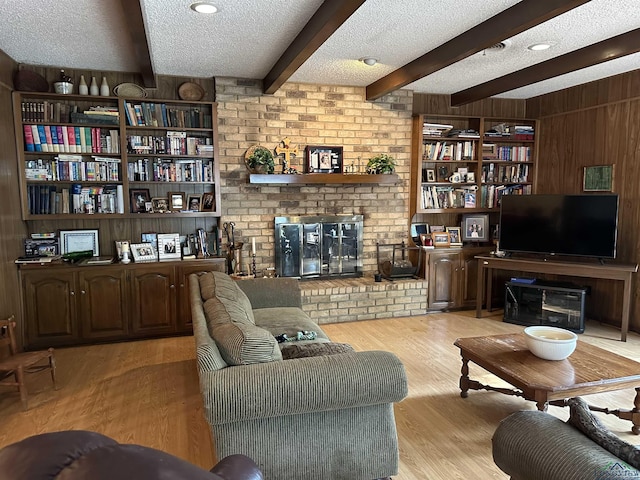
[{"xmin": 499, "ymin": 194, "xmax": 619, "ymax": 259}]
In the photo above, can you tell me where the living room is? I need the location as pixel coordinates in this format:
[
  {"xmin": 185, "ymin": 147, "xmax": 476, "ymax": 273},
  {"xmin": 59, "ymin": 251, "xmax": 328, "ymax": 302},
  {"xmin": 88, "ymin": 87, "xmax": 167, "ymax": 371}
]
[{"xmin": 2, "ymin": 1, "xmax": 640, "ymax": 479}]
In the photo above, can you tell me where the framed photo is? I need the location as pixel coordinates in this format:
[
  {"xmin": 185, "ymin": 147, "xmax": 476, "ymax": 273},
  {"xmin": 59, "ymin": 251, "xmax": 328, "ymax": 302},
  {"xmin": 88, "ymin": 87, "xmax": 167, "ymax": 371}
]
[
  {"xmin": 425, "ymin": 169, "xmax": 436, "ymax": 182},
  {"xmin": 305, "ymin": 146, "xmax": 343, "ymax": 173},
  {"xmin": 141, "ymin": 233, "xmax": 158, "ymax": 256},
  {"xmin": 130, "ymin": 243, "xmax": 157, "ymax": 262},
  {"xmin": 157, "ymin": 233, "xmax": 181, "ymax": 260},
  {"xmin": 419, "ymin": 233, "xmax": 433, "ymax": 248},
  {"xmin": 430, "ymin": 225, "xmax": 445, "ymax": 233},
  {"xmin": 446, "ymin": 226, "xmax": 463, "ymax": 246},
  {"xmin": 432, "ymin": 231, "xmax": 451, "ymax": 248},
  {"xmin": 187, "ymin": 194, "xmax": 202, "ymax": 212},
  {"xmin": 151, "ymin": 197, "xmax": 169, "ymax": 213},
  {"xmin": 59, "ymin": 229, "xmax": 99, "ymax": 256},
  {"xmin": 130, "ymin": 188, "xmax": 150, "ymax": 214},
  {"xmin": 583, "ymin": 165, "xmax": 614, "ymax": 192},
  {"xmin": 201, "ymin": 192, "xmax": 215, "ymax": 212},
  {"xmin": 410, "ymin": 223, "xmax": 429, "ymax": 246},
  {"xmin": 168, "ymin": 192, "xmax": 185, "ymax": 212},
  {"xmin": 461, "ymin": 214, "xmax": 489, "ymax": 242},
  {"xmin": 466, "ymin": 172, "xmax": 475, "ymax": 183}
]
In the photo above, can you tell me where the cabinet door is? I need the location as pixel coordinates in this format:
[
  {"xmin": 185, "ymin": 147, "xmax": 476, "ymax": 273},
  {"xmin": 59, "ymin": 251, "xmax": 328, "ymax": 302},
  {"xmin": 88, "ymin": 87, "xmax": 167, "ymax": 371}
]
[
  {"xmin": 129, "ymin": 266, "xmax": 177, "ymax": 336},
  {"xmin": 22, "ymin": 271, "xmax": 80, "ymax": 349},
  {"xmin": 176, "ymin": 259, "xmax": 226, "ymax": 333},
  {"xmin": 427, "ymin": 252, "xmax": 459, "ymax": 310},
  {"xmin": 78, "ymin": 268, "xmax": 129, "ymax": 339}
]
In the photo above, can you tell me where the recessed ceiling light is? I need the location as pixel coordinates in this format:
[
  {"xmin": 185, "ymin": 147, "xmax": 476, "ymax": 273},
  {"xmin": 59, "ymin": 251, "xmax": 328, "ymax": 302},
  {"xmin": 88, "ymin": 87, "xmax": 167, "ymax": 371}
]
[
  {"xmin": 359, "ymin": 57, "xmax": 377, "ymax": 66},
  {"xmin": 190, "ymin": 2, "xmax": 218, "ymax": 14},
  {"xmin": 528, "ymin": 42, "xmax": 555, "ymax": 51}
]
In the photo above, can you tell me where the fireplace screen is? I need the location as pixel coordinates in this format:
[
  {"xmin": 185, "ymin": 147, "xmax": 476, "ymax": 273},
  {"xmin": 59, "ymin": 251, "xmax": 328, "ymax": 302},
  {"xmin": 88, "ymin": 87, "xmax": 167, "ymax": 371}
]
[{"xmin": 275, "ymin": 215, "xmax": 363, "ymax": 279}]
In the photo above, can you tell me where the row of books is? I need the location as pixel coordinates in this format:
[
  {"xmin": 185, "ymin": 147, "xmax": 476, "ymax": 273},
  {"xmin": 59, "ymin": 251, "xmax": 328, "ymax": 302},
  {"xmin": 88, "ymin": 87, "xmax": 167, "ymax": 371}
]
[
  {"xmin": 25, "ymin": 155, "xmax": 121, "ymax": 182},
  {"xmin": 126, "ymin": 133, "xmax": 213, "ymax": 156},
  {"xmin": 127, "ymin": 158, "xmax": 214, "ymax": 183},
  {"xmin": 481, "ymin": 163, "xmax": 530, "ymax": 183},
  {"xmin": 483, "ymin": 145, "xmax": 531, "ymax": 162},
  {"xmin": 21, "ymin": 101, "xmax": 79, "ymax": 123},
  {"xmin": 480, "ymin": 184, "xmax": 532, "ymax": 209},
  {"xmin": 24, "ymin": 124, "xmax": 120, "ymax": 154},
  {"xmin": 26, "ymin": 184, "xmax": 124, "ymax": 215},
  {"xmin": 422, "ymin": 122, "xmax": 453, "ymax": 137},
  {"xmin": 423, "ymin": 141, "xmax": 476, "ymax": 161},
  {"xmin": 420, "ymin": 185, "xmax": 478, "ymax": 209},
  {"xmin": 124, "ymin": 101, "xmax": 212, "ymax": 129}
]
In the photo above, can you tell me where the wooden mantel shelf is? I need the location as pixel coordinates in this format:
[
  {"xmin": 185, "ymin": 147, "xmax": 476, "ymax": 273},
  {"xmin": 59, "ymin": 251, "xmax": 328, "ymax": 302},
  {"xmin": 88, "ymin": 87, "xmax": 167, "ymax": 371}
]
[{"xmin": 249, "ymin": 173, "xmax": 400, "ymax": 185}]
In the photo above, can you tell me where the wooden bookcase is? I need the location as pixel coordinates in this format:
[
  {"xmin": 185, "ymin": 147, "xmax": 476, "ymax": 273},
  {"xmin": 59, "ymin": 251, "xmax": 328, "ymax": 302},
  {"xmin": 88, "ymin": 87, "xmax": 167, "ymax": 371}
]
[{"xmin": 12, "ymin": 91, "xmax": 221, "ymax": 221}]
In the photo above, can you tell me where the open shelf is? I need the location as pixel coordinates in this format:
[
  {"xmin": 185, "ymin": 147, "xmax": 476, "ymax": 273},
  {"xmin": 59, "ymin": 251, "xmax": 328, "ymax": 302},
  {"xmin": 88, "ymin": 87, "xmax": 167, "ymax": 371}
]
[{"xmin": 249, "ymin": 173, "xmax": 400, "ymax": 185}]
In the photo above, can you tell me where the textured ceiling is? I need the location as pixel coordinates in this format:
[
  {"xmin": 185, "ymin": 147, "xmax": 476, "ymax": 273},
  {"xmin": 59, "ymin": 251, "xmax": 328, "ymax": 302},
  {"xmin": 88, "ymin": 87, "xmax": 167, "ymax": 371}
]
[{"xmin": 1, "ymin": 0, "xmax": 639, "ymax": 99}]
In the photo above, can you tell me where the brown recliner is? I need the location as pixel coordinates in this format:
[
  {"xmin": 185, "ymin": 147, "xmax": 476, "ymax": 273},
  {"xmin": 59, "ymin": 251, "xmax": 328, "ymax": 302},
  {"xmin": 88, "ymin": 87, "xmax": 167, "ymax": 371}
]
[{"xmin": 0, "ymin": 430, "xmax": 264, "ymax": 480}]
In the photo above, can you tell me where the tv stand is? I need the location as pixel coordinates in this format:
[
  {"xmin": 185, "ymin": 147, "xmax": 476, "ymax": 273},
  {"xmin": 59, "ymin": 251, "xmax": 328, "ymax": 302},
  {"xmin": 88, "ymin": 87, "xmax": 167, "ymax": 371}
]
[{"xmin": 475, "ymin": 255, "xmax": 638, "ymax": 341}]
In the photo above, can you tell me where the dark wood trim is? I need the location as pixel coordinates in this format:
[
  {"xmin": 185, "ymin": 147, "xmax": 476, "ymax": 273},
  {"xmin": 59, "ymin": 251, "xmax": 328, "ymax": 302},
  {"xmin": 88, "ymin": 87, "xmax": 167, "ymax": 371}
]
[
  {"xmin": 262, "ymin": 0, "xmax": 366, "ymax": 94},
  {"xmin": 452, "ymin": 28, "xmax": 640, "ymax": 106},
  {"xmin": 119, "ymin": 0, "xmax": 156, "ymax": 88},
  {"xmin": 366, "ymin": 0, "xmax": 590, "ymax": 101},
  {"xmin": 0, "ymin": 49, "xmax": 16, "ymax": 90}
]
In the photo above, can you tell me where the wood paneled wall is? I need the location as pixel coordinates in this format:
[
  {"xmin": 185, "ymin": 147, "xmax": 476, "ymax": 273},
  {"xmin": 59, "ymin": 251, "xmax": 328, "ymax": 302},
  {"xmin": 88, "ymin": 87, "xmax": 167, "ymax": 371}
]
[
  {"xmin": 527, "ymin": 71, "xmax": 640, "ymax": 332},
  {"xmin": 0, "ymin": 50, "xmax": 28, "ymax": 341}
]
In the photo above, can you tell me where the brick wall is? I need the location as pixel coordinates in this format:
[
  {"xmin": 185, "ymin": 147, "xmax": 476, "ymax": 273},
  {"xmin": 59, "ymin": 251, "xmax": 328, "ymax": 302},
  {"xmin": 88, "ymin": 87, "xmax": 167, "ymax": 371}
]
[{"xmin": 216, "ymin": 78, "xmax": 414, "ymax": 275}]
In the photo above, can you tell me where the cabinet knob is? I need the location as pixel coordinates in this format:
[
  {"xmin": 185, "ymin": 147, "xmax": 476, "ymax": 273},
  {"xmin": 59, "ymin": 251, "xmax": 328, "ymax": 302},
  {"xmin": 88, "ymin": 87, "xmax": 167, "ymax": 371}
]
[
  {"xmin": 70, "ymin": 291, "xmax": 75, "ymax": 296},
  {"xmin": 180, "ymin": 283, "xmax": 184, "ymax": 288},
  {"xmin": 81, "ymin": 290, "xmax": 86, "ymax": 294},
  {"xmin": 170, "ymin": 284, "xmax": 176, "ymax": 289}
]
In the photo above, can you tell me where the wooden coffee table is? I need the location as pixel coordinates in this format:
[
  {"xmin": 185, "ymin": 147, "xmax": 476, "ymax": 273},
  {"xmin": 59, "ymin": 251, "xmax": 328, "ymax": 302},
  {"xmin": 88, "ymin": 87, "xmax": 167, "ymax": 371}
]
[{"xmin": 454, "ymin": 333, "xmax": 640, "ymax": 433}]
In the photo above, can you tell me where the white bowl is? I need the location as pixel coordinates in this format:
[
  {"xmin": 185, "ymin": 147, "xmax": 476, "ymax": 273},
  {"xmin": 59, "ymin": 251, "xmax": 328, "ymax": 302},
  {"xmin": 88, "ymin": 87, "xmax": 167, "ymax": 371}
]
[
  {"xmin": 524, "ymin": 326, "xmax": 578, "ymax": 361},
  {"xmin": 54, "ymin": 81, "xmax": 73, "ymax": 94}
]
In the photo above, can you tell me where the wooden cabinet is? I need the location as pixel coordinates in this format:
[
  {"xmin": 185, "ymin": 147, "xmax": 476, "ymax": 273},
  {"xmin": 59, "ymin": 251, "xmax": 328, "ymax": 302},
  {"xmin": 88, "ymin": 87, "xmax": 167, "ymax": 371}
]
[
  {"xmin": 424, "ymin": 247, "xmax": 491, "ymax": 311},
  {"xmin": 19, "ymin": 258, "xmax": 225, "ymax": 349}
]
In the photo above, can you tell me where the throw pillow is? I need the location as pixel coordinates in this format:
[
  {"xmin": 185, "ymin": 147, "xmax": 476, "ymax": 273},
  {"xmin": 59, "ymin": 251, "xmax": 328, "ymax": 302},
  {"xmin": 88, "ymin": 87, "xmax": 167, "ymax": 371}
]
[
  {"xmin": 200, "ymin": 272, "xmax": 255, "ymax": 326},
  {"xmin": 211, "ymin": 322, "xmax": 282, "ymax": 365},
  {"xmin": 281, "ymin": 342, "xmax": 355, "ymax": 360},
  {"xmin": 567, "ymin": 396, "xmax": 640, "ymax": 469}
]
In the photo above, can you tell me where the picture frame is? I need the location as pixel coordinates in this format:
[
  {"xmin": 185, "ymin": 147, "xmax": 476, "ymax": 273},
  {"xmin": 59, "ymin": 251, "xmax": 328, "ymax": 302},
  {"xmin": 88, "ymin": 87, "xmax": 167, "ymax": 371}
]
[
  {"xmin": 583, "ymin": 165, "xmax": 614, "ymax": 192},
  {"xmin": 410, "ymin": 223, "xmax": 429, "ymax": 246},
  {"xmin": 461, "ymin": 214, "xmax": 489, "ymax": 242},
  {"xmin": 151, "ymin": 197, "xmax": 169, "ymax": 213},
  {"xmin": 426, "ymin": 169, "xmax": 436, "ymax": 182},
  {"xmin": 130, "ymin": 188, "xmax": 151, "ymax": 214},
  {"xmin": 432, "ymin": 231, "xmax": 451, "ymax": 248},
  {"xmin": 201, "ymin": 192, "xmax": 215, "ymax": 212},
  {"xmin": 59, "ymin": 229, "xmax": 99, "ymax": 256},
  {"xmin": 141, "ymin": 233, "xmax": 158, "ymax": 257},
  {"xmin": 466, "ymin": 172, "xmax": 475, "ymax": 183},
  {"xmin": 430, "ymin": 225, "xmax": 445, "ymax": 233},
  {"xmin": 168, "ymin": 192, "xmax": 185, "ymax": 212},
  {"xmin": 419, "ymin": 233, "xmax": 433, "ymax": 248},
  {"xmin": 305, "ymin": 145, "xmax": 343, "ymax": 173},
  {"xmin": 130, "ymin": 243, "xmax": 157, "ymax": 262},
  {"xmin": 157, "ymin": 233, "xmax": 181, "ymax": 260},
  {"xmin": 187, "ymin": 194, "xmax": 202, "ymax": 212},
  {"xmin": 446, "ymin": 226, "xmax": 463, "ymax": 246}
]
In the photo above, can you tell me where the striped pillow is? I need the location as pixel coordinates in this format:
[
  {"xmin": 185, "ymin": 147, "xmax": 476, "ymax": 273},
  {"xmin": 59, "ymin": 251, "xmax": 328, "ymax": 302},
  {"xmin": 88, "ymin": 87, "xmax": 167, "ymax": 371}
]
[{"xmin": 211, "ymin": 322, "xmax": 282, "ymax": 365}]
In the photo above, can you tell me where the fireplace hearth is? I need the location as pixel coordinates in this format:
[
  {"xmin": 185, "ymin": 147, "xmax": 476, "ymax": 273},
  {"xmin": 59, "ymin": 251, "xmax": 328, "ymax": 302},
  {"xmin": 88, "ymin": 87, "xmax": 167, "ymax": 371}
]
[{"xmin": 275, "ymin": 215, "xmax": 363, "ymax": 279}]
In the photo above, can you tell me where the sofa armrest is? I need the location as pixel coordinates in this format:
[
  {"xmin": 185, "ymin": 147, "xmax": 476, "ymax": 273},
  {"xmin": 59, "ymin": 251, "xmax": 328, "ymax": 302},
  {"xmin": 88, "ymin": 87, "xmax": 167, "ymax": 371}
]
[
  {"xmin": 493, "ymin": 411, "xmax": 635, "ymax": 480},
  {"xmin": 236, "ymin": 278, "xmax": 302, "ymax": 309},
  {"xmin": 199, "ymin": 350, "xmax": 407, "ymax": 425}
]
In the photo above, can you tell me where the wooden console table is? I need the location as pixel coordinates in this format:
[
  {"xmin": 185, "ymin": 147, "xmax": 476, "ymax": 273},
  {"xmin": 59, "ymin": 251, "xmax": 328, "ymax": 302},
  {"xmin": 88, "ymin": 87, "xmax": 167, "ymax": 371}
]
[{"xmin": 475, "ymin": 255, "xmax": 638, "ymax": 341}]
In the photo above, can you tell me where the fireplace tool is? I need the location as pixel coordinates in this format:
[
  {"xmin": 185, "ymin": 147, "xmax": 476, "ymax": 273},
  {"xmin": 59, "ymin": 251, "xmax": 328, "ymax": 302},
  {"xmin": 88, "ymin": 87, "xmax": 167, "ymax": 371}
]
[{"xmin": 223, "ymin": 222, "xmax": 245, "ymax": 275}]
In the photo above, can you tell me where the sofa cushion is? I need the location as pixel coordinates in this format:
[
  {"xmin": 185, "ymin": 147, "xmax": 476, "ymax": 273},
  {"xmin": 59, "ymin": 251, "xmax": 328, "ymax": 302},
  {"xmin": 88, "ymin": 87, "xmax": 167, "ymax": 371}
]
[
  {"xmin": 281, "ymin": 342, "xmax": 355, "ymax": 360},
  {"xmin": 200, "ymin": 272, "xmax": 255, "ymax": 326},
  {"xmin": 253, "ymin": 307, "xmax": 330, "ymax": 344},
  {"xmin": 567, "ymin": 396, "xmax": 640, "ymax": 469},
  {"xmin": 211, "ymin": 322, "xmax": 282, "ymax": 365}
]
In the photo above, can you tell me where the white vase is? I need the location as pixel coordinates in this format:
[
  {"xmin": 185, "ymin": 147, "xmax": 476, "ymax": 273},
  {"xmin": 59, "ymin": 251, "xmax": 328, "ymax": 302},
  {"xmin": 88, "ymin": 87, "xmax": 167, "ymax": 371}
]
[
  {"xmin": 89, "ymin": 76, "xmax": 99, "ymax": 96},
  {"xmin": 78, "ymin": 75, "xmax": 88, "ymax": 95},
  {"xmin": 100, "ymin": 77, "xmax": 110, "ymax": 96}
]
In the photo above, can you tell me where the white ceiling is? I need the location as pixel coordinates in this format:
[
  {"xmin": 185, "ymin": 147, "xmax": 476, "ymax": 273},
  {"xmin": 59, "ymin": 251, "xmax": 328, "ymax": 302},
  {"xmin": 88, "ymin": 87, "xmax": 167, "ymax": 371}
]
[{"xmin": 1, "ymin": 0, "xmax": 639, "ymax": 100}]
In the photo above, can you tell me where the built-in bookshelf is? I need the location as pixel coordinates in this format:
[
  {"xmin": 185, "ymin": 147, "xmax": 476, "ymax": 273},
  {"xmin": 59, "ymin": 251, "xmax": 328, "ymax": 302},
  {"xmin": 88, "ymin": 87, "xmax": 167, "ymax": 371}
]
[
  {"xmin": 411, "ymin": 115, "xmax": 537, "ymax": 214},
  {"xmin": 12, "ymin": 91, "xmax": 221, "ymax": 220}
]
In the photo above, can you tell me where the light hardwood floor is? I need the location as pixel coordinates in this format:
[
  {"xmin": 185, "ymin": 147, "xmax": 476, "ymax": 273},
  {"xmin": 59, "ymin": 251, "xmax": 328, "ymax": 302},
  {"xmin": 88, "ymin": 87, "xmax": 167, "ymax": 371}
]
[{"xmin": 1, "ymin": 311, "xmax": 639, "ymax": 479}]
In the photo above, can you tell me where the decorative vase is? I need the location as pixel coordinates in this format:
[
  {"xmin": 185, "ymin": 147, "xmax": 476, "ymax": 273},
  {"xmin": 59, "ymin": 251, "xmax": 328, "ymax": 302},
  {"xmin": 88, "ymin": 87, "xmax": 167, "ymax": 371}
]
[
  {"xmin": 78, "ymin": 75, "xmax": 88, "ymax": 95},
  {"xmin": 100, "ymin": 77, "xmax": 110, "ymax": 96},
  {"xmin": 89, "ymin": 76, "xmax": 99, "ymax": 96}
]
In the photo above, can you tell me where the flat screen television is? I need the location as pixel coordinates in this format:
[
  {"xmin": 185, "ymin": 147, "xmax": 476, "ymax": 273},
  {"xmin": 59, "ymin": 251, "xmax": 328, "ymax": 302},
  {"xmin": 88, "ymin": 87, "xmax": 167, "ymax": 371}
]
[{"xmin": 499, "ymin": 194, "xmax": 619, "ymax": 259}]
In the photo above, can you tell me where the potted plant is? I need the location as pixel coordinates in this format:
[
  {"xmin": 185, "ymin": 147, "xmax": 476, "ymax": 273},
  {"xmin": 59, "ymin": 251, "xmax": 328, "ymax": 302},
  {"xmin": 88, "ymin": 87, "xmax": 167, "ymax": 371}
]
[
  {"xmin": 245, "ymin": 145, "xmax": 275, "ymax": 174},
  {"xmin": 366, "ymin": 154, "xmax": 396, "ymax": 174}
]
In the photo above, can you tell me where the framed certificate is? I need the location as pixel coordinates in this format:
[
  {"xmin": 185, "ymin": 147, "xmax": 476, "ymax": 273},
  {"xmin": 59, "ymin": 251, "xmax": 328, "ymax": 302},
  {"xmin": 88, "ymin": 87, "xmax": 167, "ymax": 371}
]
[{"xmin": 59, "ymin": 229, "xmax": 99, "ymax": 256}]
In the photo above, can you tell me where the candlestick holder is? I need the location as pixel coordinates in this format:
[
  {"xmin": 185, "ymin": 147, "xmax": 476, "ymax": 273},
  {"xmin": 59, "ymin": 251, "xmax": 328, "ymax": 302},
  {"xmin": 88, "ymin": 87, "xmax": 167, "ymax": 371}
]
[{"xmin": 251, "ymin": 254, "xmax": 257, "ymax": 277}]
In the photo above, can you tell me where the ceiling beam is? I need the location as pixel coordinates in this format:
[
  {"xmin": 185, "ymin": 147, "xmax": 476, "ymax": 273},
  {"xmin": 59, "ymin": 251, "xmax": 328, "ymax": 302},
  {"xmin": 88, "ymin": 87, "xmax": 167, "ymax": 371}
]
[
  {"xmin": 451, "ymin": 28, "xmax": 640, "ymax": 106},
  {"xmin": 263, "ymin": 0, "xmax": 366, "ymax": 94},
  {"xmin": 119, "ymin": 0, "xmax": 156, "ymax": 88},
  {"xmin": 365, "ymin": 0, "xmax": 590, "ymax": 101}
]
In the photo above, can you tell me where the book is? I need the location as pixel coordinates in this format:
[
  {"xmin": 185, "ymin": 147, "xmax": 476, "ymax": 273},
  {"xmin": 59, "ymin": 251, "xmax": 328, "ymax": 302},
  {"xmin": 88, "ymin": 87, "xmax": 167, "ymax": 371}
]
[
  {"xmin": 24, "ymin": 125, "xmax": 35, "ymax": 151},
  {"xmin": 31, "ymin": 125, "xmax": 42, "ymax": 152}
]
